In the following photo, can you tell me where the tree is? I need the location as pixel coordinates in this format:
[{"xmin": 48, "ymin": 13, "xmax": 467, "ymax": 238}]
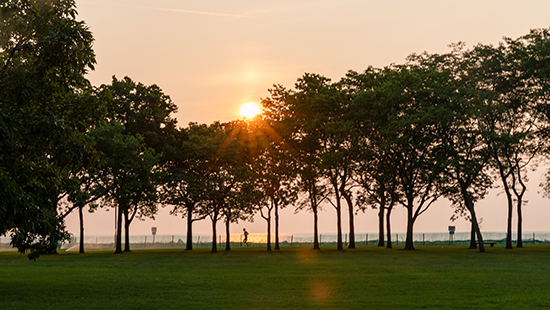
[
  {"xmin": 260, "ymin": 86, "xmax": 301, "ymax": 250},
  {"xmin": 327, "ymin": 77, "xmax": 363, "ymax": 249},
  {"xmin": 96, "ymin": 76, "xmax": 176, "ymax": 253},
  {"xmin": 90, "ymin": 124, "xmax": 159, "ymax": 254},
  {"xmin": 291, "ymin": 74, "xmax": 351, "ymax": 250},
  {"xmin": 0, "ymin": 0, "xmax": 100, "ymax": 259},
  {"xmin": 215, "ymin": 121, "xmax": 256, "ymax": 252},
  {"xmin": 295, "ymin": 165, "xmax": 330, "ymax": 250},
  {"xmin": 62, "ymin": 168, "xmax": 106, "ymax": 254},
  {"xmin": 508, "ymin": 28, "xmax": 550, "ymax": 247},
  {"xmin": 409, "ymin": 45, "xmax": 495, "ymax": 252},
  {"xmin": 101, "ymin": 75, "xmax": 178, "ymax": 162},
  {"xmin": 57, "ymin": 90, "xmax": 112, "ymax": 254},
  {"xmin": 345, "ymin": 68, "xmax": 401, "ymax": 249},
  {"xmin": 193, "ymin": 121, "xmax": 252, "ymax": 253},
  {"xmin": 162, "ymin": 124, "xmax": 212, "ymax": 251},
  {"xmin": 247, "ymin": 116, "xmax": 298, "ymax": 251},
  {"xmin": 363, "ymin": 65, "xmax": 447, "ymax": 251},
  {"xmin": 453, "ymin": 40, "xmax": 539, "ymax": 250},
  {"xmin": 262, "ymin": 83, "xmax": 328, "ymax": 250}
]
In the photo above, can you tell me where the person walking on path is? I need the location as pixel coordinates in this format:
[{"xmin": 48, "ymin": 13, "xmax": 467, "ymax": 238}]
[{"xmin": 243, "ymin": 228, "xmax": 249, "ymax": 246}]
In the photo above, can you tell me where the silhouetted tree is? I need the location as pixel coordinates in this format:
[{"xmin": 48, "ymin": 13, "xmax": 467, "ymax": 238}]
[
  {"xmin": 161, "ymin": 124, "xmax": 215, "ymax": 250},
  {"xmin": 95, "ymin": 76, "xmax": 176, "ymax": 253},
  {"xmin": 89, "ymin": 124, "xmax": 158, "ymax": 254},
  {"xmin": 0, "ymin": 0, "xmax": 100, "ymax": 259}
]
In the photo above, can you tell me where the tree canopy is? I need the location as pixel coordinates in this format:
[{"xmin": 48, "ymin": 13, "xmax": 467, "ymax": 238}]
[{"xmin": 0, "ymin": 0, "xmax": 99, "ymax": 259}]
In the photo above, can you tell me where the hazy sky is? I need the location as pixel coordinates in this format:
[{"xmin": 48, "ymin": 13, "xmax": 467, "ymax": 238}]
[{"xmin": 66, "ymin": 0, "xmax": 550, "ymax": 238}]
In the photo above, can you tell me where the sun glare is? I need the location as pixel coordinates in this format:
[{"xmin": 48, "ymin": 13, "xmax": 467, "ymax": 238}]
[{"xmin": 239, "ymin": 102, "xmax": 261, "ymax": 119}]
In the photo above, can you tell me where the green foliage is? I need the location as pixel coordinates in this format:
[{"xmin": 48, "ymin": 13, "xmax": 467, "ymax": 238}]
[
  {"xmin": 0, "ymin": 0, "xmax": 100, "ymax": 258},
  {"xmin": 90, "ymin": 123, "xmax": 160, "ymax": 254},
  {"xmin": 100, "ymin": 76, "xmax": 178, "ymax": 158},
  {"xmin": 89, "ymin": 76, "xmax": 177, "ymax": 253},
  {"xmin": 90, "ymin": 123, "xmax": 159, "ymax": 213},
  {"xmin": 162, "ymin": 124, "xmax": 213, "ymax": 215}
]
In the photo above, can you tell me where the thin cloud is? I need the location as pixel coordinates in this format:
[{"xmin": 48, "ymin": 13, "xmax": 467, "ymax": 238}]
[
  {"xmin": 143, "ymin": 7, "xmax": 243, "ymax": 17},
  {"xmin": 79, "ymin": 1, "xmax": 243, "ymax": 18}
]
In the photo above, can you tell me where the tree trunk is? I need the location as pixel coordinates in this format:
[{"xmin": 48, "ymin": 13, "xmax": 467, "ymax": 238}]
[
  {"xmin": 517, "ymin": 198, "xmax": 523, "ymax": 248},
  {"xmin": 503, "ymin": 181, "xmax": 514, "ymax": 249},
  {"xmin": 115, "ymin": 206, "xmax": 123, "ymax": 254},
  {"xmin": 331, "ymin": 177, "xmax": 343, "ymax": 251},
  {"xmin": 79, "ymin": 206, "xmax": 85, "ymax": 254},
  {"xmin": 460, "ymin": 182, "xmax": 485, "ymax": 253},
  {"xmin": 211, "ymin": 216, "xmax": 218, "ymax": 253},
  {"xmin": 123, "ymin": 209, "xmax": 131, "ymax": 252},
  {"xmin": 186, "ymin": 202, "xmax": 193, "ymax": 250},
  {"xmin": 225, "ymin": 218, "xmax": 231, "ymax": 251},
  {"xmin": 469, "ymin": 220, "xmax": 477, "ymax": 249},
  {"xmin": 345, "ymin": 194, "xmax": 355, "ymax": 249},
  {"xmin": 274, "ymin": 200, "xmax": 280, "ymax": 250},
  {"xmin": 404, "ymin": 198, "xmax": 415, "ymax": 250},
  {"xmin": 336, "ymin": 201, "xmax": 343, "ymax": 250},
  {"xmin": 495, "ymin": 158, "xmax": 514, "ymax": 249},
  {"xmin": 514, "ymin": 165, "xmax": 526, "ymax": 248},
  {"xmin": 386, "ymin": 205, "xmax": 393, "ymax": 249},
  {"xmin": 505, "ymin": 191, "xmax": 514, "ymax": 249},
  {"xmin": 378, "ymin": 192, "xmax": 386, "ymax": 247},
  {"xmin": 266, "ymin": 209, "xmax": 272, "ymax": 252},
  {"xmin": 469, "ymin": 207, "xmax": 485, "ymax": 253},
  {"xmin": 313, "ymin": 204, "xmax": 320, "ymax": 250}
]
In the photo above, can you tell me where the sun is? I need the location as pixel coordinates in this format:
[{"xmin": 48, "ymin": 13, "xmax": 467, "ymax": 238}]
[{"xmin": 239, "ymin": 102, "xmax": 261, "ymax": 119}]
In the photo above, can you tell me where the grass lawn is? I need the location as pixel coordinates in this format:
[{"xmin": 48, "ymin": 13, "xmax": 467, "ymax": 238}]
[{"xmin": 1, "ymin": 245, "xmax": 550, "ymax": 309}]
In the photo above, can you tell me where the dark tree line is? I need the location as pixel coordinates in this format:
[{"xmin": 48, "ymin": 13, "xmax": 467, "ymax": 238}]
[{"xmin": 3, "ymin": 1, "xmax": 550, "ymax": 258}]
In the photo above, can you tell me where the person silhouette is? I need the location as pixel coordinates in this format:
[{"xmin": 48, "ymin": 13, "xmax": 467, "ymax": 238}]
[{"xmin": 243, "ymin": 228, "xmax": 249, "ymax": 246}]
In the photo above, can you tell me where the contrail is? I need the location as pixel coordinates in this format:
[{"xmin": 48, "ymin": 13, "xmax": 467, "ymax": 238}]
[{"xmin": 78, "ymin": 1, "xmax": 244, "ymax": 18}]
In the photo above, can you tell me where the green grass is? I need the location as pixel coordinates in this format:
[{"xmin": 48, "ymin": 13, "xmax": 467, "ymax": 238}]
[{"xmin": 1, "ymin": 245, "xmax": 550, "ymax": 309}]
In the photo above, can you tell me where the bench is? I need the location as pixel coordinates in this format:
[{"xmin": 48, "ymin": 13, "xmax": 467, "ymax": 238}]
[{"xmin": 477, "ymin": 241, "xmax": 497, "ymax": 247}]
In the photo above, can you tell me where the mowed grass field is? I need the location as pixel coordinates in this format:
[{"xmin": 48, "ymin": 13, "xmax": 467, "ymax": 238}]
[{"xmin": 1, "ymin": 245, "xmax": 550, "ymax": 309}]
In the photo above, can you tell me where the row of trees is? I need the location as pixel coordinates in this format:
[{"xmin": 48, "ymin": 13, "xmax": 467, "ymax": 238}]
[
  {"xmin": 255, "ymin": 32, "xmax": 550, "ymax": 253},
  {"xmin": 3, "ymin": 1, "xmax": 550, "ymax": 258}
]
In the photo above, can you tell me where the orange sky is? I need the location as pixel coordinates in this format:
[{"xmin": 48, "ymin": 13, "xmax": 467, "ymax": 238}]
[{"xmin": 66, "ymin": 0, "xmax": 550, "ymax": 237}]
